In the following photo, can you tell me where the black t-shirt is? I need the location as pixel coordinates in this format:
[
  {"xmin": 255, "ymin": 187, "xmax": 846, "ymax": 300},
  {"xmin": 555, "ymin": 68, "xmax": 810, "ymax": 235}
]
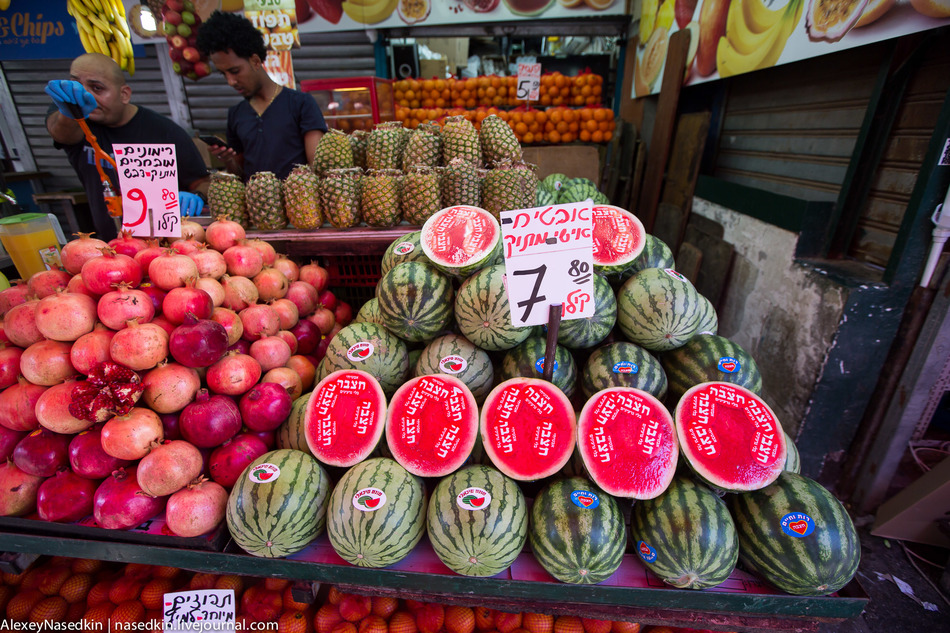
[
  {"xmin": 226, "ymin": 88, "xmax": 327, "ymax": 180},
  {"xmin": 52, "ymin": 105, "xmax": 209, "ymax": 241}
]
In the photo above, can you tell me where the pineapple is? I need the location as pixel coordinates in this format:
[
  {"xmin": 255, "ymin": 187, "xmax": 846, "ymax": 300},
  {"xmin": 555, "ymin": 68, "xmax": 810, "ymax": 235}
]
[
  {"xmin": 320, "ymin": 167, "xmax": 362, "ymax": 228},
  {"xmin": 442, "ymin": 115, "xmax": 481, "ymax": 167},
  {"xmin": 207, "ymin": 171, "xmax": 247, "ymax": 226},
  {"xmin": 480, "ymin": 114, "xmax": 523, "ymax": 166},
  {"xmin": 350, "ymin": 130, "xmax": 370, "ymax": 169},
  {"xmin": 441, "ymin": 157, "xmax": 481, "ymax": 208},
  {"xmin": 245, "ymin": 171, "xmax": 286, "ymax": 230},
  {"xmin": 312, "ymin": 129, "xmax": 355, "ymax": 175},
  {"xmin": 366, "ymin": 121, "xmax": 407, "ymax": 170},
  {"xmin": 283, "ymin": 164, "xmax": 322, "ymax": 230},
  {"xmin": 402, "ymin": 166, "xmax": 442, "ymax": 226},
  {"xmin": 483, "ymin": 160, "xmax": 538, "ymax": 220},
  {"xmin": 402, "ymin": 122, "xmax": 442, "ymax": 170},
  {"xmin": 361, "ymin": 169, "xmax": 403, "ymax": 228}
]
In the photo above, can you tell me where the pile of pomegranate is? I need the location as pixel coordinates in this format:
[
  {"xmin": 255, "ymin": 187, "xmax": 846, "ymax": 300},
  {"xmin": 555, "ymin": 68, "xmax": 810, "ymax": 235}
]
[{"xmin": 0, "ymin": 219, "xmax": 351, "ymax": 538}]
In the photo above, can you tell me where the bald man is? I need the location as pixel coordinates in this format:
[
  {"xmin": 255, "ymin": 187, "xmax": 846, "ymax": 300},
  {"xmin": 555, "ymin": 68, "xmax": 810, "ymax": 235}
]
[{"xmin": 45, "ymin": 53, "xmax": 210, "ymax": 241}]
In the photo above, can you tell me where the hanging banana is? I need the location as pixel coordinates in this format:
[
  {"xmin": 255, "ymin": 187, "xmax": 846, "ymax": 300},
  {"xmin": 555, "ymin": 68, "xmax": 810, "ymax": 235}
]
[{"xmin": 68, "ymin": 0, "xmax": 137, "ymax": 76}]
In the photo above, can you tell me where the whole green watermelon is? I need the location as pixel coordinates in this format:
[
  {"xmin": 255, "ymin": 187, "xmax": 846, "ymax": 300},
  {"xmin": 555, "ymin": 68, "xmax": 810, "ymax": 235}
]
[
  {"xmin": 376, "ymin": 261, "xmax": 453, "ymax": 343},
  {"xmin": 317, "ymin": 322, "xmax": 409, "ymax": 396},
  {"xmin": 617, "ymin": 268, "xmax": 704, "ymax": 352},
  {"xmin": 557, "ymin": 274, "xmax": 617, "ymax": 350},
  {"xmin": 581, "ymin": 341, "xmax": 668, "ymax": 400},
  {"xmin": 660, "ymin": 334, "xmax": 762, "ymax": 402},
  {"xmin": 497, "ymin": 336, "xmax": 577, "ymax": 398}
]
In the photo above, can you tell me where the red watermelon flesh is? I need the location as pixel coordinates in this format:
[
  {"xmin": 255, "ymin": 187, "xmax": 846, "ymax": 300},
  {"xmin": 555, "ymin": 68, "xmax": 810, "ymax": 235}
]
[
  {"xmin": 577, "ymin": 387, "xmax": 678, "ymax": 499},
  {"xmin": 304, "ymin": 369, "xmax": 387, "ymax": 467},
  {"xmin": 421, "ymin": 205, "xmax": 500, "ymax": 267},
  {"xmin": 480, "ymin": 377, "xmax": 576, "ymax": 481},
  {"xmin": 591, "ymin": 205, "xmax": 645, "ymax": 268},
  {"xmin": 385, "ymin": 374, "xmax": 479, "ymax": 477},
  {"xmin": 674, "ymin": 382, "xmax": 787, "ymax": 492}
]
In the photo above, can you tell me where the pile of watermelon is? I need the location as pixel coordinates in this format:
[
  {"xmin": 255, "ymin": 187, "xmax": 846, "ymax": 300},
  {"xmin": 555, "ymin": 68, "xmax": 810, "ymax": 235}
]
[{"xmin": 536, "ymin": 174, "xmax": 610, "ymax": 207}]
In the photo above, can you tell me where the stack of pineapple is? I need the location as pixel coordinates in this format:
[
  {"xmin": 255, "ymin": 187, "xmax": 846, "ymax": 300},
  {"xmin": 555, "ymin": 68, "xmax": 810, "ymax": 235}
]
[{"xmin": 206, "ymin": 115, "xmax": 538, "ymax": 230}]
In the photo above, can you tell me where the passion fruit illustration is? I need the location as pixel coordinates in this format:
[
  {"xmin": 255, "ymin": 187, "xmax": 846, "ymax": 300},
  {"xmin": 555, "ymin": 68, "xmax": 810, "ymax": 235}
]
[
  {"xmin": 806, "ymin": 0, "xmax": 871, "ymax": 42},
  {"xmin": 399, "ymin": 0, "xmax": 431, "ymax": 24},
  {"xmin": 462, "ymin": 0, "xmax": 501, "ymax": 11},
  {"xmin": 502, "ymin": 0, "xmax": 556, "ymax": 17}
]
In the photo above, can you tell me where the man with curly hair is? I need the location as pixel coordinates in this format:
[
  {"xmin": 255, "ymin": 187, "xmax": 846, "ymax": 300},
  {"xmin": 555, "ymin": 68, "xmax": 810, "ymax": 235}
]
[{"xmin": 196, "ymin": 11, "xmax": 327, "ymax": 180}]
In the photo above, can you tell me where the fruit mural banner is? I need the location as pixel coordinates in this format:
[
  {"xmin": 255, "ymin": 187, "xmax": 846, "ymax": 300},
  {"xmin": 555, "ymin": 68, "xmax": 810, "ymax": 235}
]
[{"xmin": 633, "ymin": 0, "xmax": 950, "ymax": 97}]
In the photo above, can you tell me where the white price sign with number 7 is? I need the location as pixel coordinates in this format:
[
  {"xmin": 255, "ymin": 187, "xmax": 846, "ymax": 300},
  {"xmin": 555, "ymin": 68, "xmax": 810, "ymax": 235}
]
[
  {"xmin": 500, "ymin": 201, "xmax": 595, "ymax": 327},
  {"xmin": 113, "ymin": 143, "xmax": 182, "ymax": 238}
]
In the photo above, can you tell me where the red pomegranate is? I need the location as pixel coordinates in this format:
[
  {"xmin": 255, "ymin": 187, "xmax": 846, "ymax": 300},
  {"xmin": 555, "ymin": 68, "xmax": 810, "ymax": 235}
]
[
  {"xmin": 195, "ymin": 277, "xmax": 225, "ymax": 308},
  {"xmin": 137, "ymin": 440, "xmax": 204, "ymax": 497},
  {"xmin": 0, "ymin": 344, "xmax": 23, "ymax": 390},
  {"xmin": 69, "ymin": 425, "xmax": 131, "ymax": 479},
  {"xmin": 285, "ymin": 281, "xmax": 318, "ymax": 316},
  {"xmin": 141, "ymin": 362, "xmax": 201, "ymax": 414},
  {"xmin": 246, "ymin": 238, "xmax": 277, "ymax": 267},
  {"xmin": 0, "ymin": 377, "xmax": 47, "ymax": 431},
  {"xmin": 179, "ymin": 219, "xmax": 205, "ymax": 242},
  {"xmin": 165, "ymin": 477, "xmax": 228, "ymax": 537},
  {"xmin": 12, "ymin": 428, "xmax": 71, "ymax": 477},
  {"xmin": 270, "ymin": 298, "xmax": 299, "ymax": 330},
  {"xmin": 169, "ymin": 238, "xmax": 202, "ymax": 256},
  {"xmin": 205, "ymin": 219, "xmax": 245, "ymax": 252},
  {"xmin": 239, "ymin": 304, "xmax": 280, "ymax": 341},
  {"xmin": 93, "ymin": 467, "xmax": 167, "ymax": 530},
  {"xmin": 223, "ymin": 242, "xmax": 264, "ymax": 278},
  {"xmin": 148, "ymin": 250, "xmax": 199, "ymax": 291},
  {"xmin": 35, "ymin": 380, "xmax": 94, "ymax": 435},
  {"xmin": 273, "ymin": 256, "xmax": 299, "ymax": 282},
  {"xmin": 20, "ymin": 339, "xmax": 77, "ymax": 386},
  {"xmin": 275, "ymin": 330, "xmax": 298, "ymax": 354},
  {"xmin": 179, "ymin": 389, "xmax": 243, "ymax": 448},
  {"xmin": 36, "ymin": 292, "xmax": 97, "ymax": 342},
  {"xmin": 206, "ymin": 353, "xmax": 262, "ymax": 397},
  {"xmin": 70, "ymin": 327, "xmax": 115, "ymax": 375},
  {"xmin": 81, "ymin": 247, "xmax": 142, "ymax": 294},
  {"xmin": 169, "ymin": 313, "xmax": 230, "ymax": 369},
  {"xmin": 220, "ymin": 275, "xmax": 259, "ymax": 311},
  {"xmin": 5, "ymin": 300, "xmax": 44, "ymax": 348},
  {"xmin": 109, "ymin": 320, "xmax": 169, "ymax": 372},
  {"xmin": 211, "ymin": 307, "xmax": 244, "ymax": 346},
  {"xmin": 189, "ymin": 245, "xmax": 227, "ymax": 279},
  {"xmin": 61, "ymin": 233, "xmax": 108, "ymax": 275},
  {"xmin": 37, "ymin": 470, "xmax": 99, "ymax": 522},
  {"xmin": 0, "ymin": 460, "xmax": 44, "ymax": 516},
  {"xmin": 133, "ymin": 241, "xmax": 166, "ymax": 273},
  {"xmin": 27, "ymin": 268, "xmax": 72, "ymax": 299},
  {"xmin": 239, "ymin": 382, "xmax": 292, "ymax": 432},
  {"xmin": 261, "ymin": 366, "xmax": 303, "ymax": 400},
  {"xmin": 299, "ymin": 262, "xmax": 328, "ymax": 292},
  {"xmin": 253, "ymin": 268, "xmax": 289, "ymax": 302},
  {"xmin": 162, "ymin": 284, "xmax": 213, "ymax": 325},
  {"xmin": 0, "ymin": 426, "xmax": 27, "ymax": 461},
  {"xmin": 97, "ymin": 284, "xmax": 155, "ymax": 330},
  {"xmin": 108, "ymin": 230, "xmax": 148, "ymax": 258},
  {"xmin": 100, "ymin": 407, "xmax": 164, "ymax": 461},
  {"xmin": 249, "ymin": 336, "xmax": 292, "ymax": 372},
  {"xmin": 209, "ymin": 434, "xmax": 269, "ymax": 488}
]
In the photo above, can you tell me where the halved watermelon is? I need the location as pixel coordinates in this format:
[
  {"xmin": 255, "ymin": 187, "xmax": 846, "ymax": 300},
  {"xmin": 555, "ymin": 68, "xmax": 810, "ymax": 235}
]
[
  {"xmin": 577, "ymin": 387, "xmax": 678, "ymax": 499},
  {"xmin": 420, "ymin": 205, "xmax": 502, "ymax": 278},
  {"xmin": 480, "ymin": 377, "xmax": 576, "ymax": 481},
  {"xmin": 385, "ymin": 375, "xmax": 479, "ymax": 477},
  {"xmin": 591, "ymin": 205, "xmax": 646, "ymax": 276},
  {"xmin": 303, "ymin": 369, "xmax": 387, "ymax": 468},
  {"xmin": 675, "ymin": 382, "xmax": 787, "ymax": 492}
]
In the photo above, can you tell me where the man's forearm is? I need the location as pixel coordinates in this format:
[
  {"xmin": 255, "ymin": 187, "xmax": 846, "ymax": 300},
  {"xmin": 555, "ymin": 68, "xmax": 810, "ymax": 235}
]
[{"xmin": 46, "ymin": 111, "xmax": 85, "ymax": 145}]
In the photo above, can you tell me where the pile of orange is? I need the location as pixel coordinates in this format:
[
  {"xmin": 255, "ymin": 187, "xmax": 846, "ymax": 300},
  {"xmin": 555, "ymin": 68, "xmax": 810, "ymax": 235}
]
[
  {"xmin": 393, "ymin": 106, "xmax": 616, "ymax": 145},
  {"xmin": 393, "ymin": 73, "xmax": 605, "ymax": 110}
]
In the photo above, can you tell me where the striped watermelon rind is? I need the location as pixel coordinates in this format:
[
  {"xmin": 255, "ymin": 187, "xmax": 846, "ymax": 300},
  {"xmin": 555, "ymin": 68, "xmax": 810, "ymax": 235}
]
[
  {"xmin": 694, "ymin": 294, "xmax": 719, "ymax": 336},
  {"xmin": 420, "ymin": 205, "xmax": 503, "ymax": 279},
  {"xmin": 354, "ymin": 298, "xmax": 386, "ymax": 327},
  {"xmin": 581, "ymin": 342, "xmax": 668, "ymax": 401},
  {"xmin": 617, "ymin": 268, "xmax": 703, "ymax": 352},
  {"xmin": 381, "ymin": 230, "xmax": 430, "ymax": 277},
  {"xmin": 376, "ymin": 261, "xmax": 453, "ymax": 343},
  {"xmin": 326, "ymin": 457, "xmax": 427, "ymax": 568},
  {"xmin": 629, "ymin": 475, "xmax": 738, "ymax": 589},
  {"xmin": 784, "ymin": 432, "xmax": 801, "ymax": 473},
  {"xmin": 427, "ymin": 464, "xmax": 527, "ymax": 577},
  {"xmin": 625, "ymin": 234, "xmax": 675, "ymax": 277},
  {"xmin": 414, "ymin": 334, "xmax": 494, "ymax": 403},
  {"xmin": 318, "ymin": 322, "xmax": 409, "ymax": 396},
  {"xmin": 304, "ymin": 369, "xmax": 387, "ymax": 468},
  {"xmin": 528, "ymin": 476, "xmax": 626, "ymax": 584},
  {"xmin": 455, "ymin": 264, "xmax": 532, "ymax": 352},
  {"xmin": 557, "ymin": 274, "xmax": 617, "ymax": 350},
  {"xmin": 727, "ymin": 471, "xmax": 860, "ymax": 596},
  {"xmin": 497, "ymin": 336, "xmax": 578, "ymax": 399},
  {"xmin": 660, "ymin": 334, "xmax": 762, "ymax": 402},
  {"xmin": 226, "ymin": 449, "xmax": 330, "ymax": 558},
  {"xmin": 276, "ymin": 392, "xmax": 313, "ymax": 455}
]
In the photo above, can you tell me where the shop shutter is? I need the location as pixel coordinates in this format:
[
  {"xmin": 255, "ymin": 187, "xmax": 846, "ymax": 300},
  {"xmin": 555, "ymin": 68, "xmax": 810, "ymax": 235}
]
[
  {"xmin": 184, "ymin": 31, "xmax": 377, "ymax": 136},
  {"xmin": 1, "ymin": 48, "xmax": 173, "ymax": 194},
  {"xmin": 712, "ymin": 43, "xmax": 887, "ymax": 204}
]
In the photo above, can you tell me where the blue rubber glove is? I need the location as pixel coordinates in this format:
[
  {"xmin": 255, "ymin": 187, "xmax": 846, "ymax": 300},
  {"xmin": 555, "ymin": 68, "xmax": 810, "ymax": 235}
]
[
  {"xmin": 179, "ymin": 191, "xmax": 204, "ymax": 217},
  {"xmin": 45, "ymin": 80, "xmax": 97, "ymax": 119}
]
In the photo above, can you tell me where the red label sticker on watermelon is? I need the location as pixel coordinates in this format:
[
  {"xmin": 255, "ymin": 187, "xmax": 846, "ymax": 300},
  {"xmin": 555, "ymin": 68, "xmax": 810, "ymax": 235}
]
[
  {"xmin": 393, "ymin": 241, "xmax": 415, "ymax": 256},
  {"xmin": 577, "ymin": 388, "xmax": 678, "ymax": 499},
  {"xmin": 534, "ymin": 357, "xmax": 558, "ymax": 374},
  {"xmin": 456, "ymin": 487, "xmax": 492, "ymax": 511},
  {"xmin": 718, "ymin": 357, "xmax": 739, "ymax": 373},
  {"xmin": 352, "ymin": 488, "xmax": 387, "ymax": 512},
  {"xmin": 590, "ymin": 205, "xmax": 645, "ymax": 268},
  {"xmin": 663, "ymin": 268, "xmax": 688, "ymax": 282},
  {"xmin": 439, "ymin": 355, "xmax": 468, "ymax": 375},
  {"xmin": 780, "ymin": 512, "xmax": 816, "ymax": 538},
  {"xmin": 346, "ymin": 342, "xmax": 374, "ymax": 362},
  {"xmin": 480, "ymin": 378, "xmax": 576, "ymax": 481},
  {"xmin": 675, "ymin": 382, "xmax": 787, "ymax": 492},
  {"xmin": 304, "ymin": 370, "xmax": 387, "ymax": 468},
  {"xmin": 570, "ymin": 490, "xmax": 600, "ymax": 508},
  {"xmin": 422, "ymin": 205, "xmax": 499, "ymax": 266},
  {"xmin": 612, "ymin": 361, "xmax": 639, "ymax": 374},
  {"xmin": 637, "ymin": 540, "xmax": 657, "ymax": 563},
  {"xmin": 248, "ymin": 463, "xmax": 280, "ymax": 484},
  {"xmin": 386, "ymin": 375, "xmax": 479, "ymax": 477}
]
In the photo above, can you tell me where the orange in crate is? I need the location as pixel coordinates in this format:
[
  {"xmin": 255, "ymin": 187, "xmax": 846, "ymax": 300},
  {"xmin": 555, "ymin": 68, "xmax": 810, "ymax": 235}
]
[
  {"xmin": 389, "ymin": 611, "xmax": 418, "ymax": 633},
  {"xmin": 280, "ymin": 611, "xmax": 313, "ymax": 633},
  {"xmin": 315, "ymin": 603, "xmax": 344, "ymax": 633},
  {"xmin": 140, "ymin": 578, "xmax": 175, "ymax": 611},
  {"xmin": 473, "ymin": 607, "xmax": 496, "ymax": 631},
  {"xmin": 109, "ymin": 599, "xmax": 145, "ymax": 626},
  {"xmin": 29, "ymin": 596, "xmax": 68, "ymax": 623},
  {"xmin": 523, "ymin": 613, "xmax": 554, "ymax": 633},
  {"xmin": 444, "ymin": 606, "xmax": 476, "ymax": 633},
  {"xmin": 554, "ymin": 617, "xmax": 584, "ymax": 633}
]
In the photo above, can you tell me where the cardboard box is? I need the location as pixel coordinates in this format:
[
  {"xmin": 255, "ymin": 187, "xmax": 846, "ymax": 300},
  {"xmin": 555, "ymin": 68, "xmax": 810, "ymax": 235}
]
[
  {"xmin": 872, "ymin": 454, "xmax": 950, "ymax": 548},
  {"xmin": 417, "ymin": 38, "xmax": 470, "ymax": 74},
  {"xmin": 522, "ymin": 145, "xmax": 602, "ymax": 184},
  {"xmin": 419, "ymin": 57, "xmax": 448, "ymax": 79}
]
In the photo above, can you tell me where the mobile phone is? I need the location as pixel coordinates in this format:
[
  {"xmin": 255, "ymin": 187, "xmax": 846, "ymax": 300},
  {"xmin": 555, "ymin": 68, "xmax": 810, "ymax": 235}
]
[{"xmin": 199, "ymin": 135, "xmax": 230, "ymax": 149}]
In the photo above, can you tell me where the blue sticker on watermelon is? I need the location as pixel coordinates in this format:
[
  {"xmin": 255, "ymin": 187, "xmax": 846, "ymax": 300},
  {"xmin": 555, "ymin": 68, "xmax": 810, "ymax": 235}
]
[
  {"xmin": 637, "ymin": 540, "xmax": 657, "ymax": 563},
  {"xmin": 780, "ymin": 512, "xmax": 815, "ymax": 538},
  {"xmin": 612, "ymin": 361, "xmax": 639, "ymax": 375},
  {"xmin": 570, "ymin": 490, "xmax": 599, "ymax": 509},
  {"xmin": 534, "ymin": 357, "xmax": 559, "ymax": 374},
  {"xmin": 718, "ymin": 357, "xmax": 740, "ymax": 373}
]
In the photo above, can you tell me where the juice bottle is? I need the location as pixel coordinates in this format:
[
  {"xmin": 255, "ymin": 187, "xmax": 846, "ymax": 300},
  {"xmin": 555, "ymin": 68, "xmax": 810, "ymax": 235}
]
[{"xmin": 0, "ymin": 213, "xmax": 66, "ymax": 280}]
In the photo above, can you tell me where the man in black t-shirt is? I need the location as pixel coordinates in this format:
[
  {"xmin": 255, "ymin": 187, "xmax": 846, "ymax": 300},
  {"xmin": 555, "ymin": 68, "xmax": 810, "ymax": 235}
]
[
  {"xmin": 196, "ymin": 11, "xmax": 327, "ymax": 180},
  {"xmin": 45, "ymin": 53, "xmax": 210, "ymax": 241}
]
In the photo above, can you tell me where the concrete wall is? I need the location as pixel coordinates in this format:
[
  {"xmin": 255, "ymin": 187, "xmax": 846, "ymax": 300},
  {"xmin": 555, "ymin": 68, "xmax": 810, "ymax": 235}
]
[{"xmin": 691, "ymin": 197, "xmax": 849, "ymax": 437}]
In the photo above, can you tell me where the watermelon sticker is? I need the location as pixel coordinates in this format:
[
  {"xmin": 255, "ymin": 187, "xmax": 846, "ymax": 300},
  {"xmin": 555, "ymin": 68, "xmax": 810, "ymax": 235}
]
[
  {"xmin": 570, "ymin": 490, "xmax": 600, "ymax": 509},
  {"xmin": 637, "ymin": 540, "xmax": 658, "ymax": 563},
  {"xmin": 352, "ymin": 488, "xmax": 386, "ymax": 512},
  {"xmin": 248, "ymin": 463, "xmax": 280, "ymax": 483},
  {"xmin": 456, "ymin": 487, "xmax": 492, "ymax": 511},
  {"xmin": 780, "ymin": 512, "xmax": 815, "ymax": 538},
  {"xmin": 663, "ymin": 268, "xmax": 688, "ymax": 283},
  {"xmin": 612, "ymin": 361, "xmax": 639, "ymax": 374},
  {"xmin": 534, "ymin": 357, "xmax": 559, "ymax": 374},
  {"xmin": 393, "ymin": 241, "xmax": 415, "ymax": 256},
  {"xmin": 718, "ymin": 357, "xmax": 740, "ymax": 373},
  {"xmin": 439, "ymin": 355, "xmax": 468, "ymax": 374},
  {"xmin": 346, "ymin": 342, "xmax": 374, "ymax": 362}
]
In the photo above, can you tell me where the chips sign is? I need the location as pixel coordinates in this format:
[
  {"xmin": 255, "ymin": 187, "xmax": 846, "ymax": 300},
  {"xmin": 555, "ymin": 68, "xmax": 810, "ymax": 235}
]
[
  {"xmin": 113, "ymin": 143, "xmax": 181, "ymax": 238},
  {"xmin": 500, "ymin": 201, "xmax": 595, "ymax": 327}
]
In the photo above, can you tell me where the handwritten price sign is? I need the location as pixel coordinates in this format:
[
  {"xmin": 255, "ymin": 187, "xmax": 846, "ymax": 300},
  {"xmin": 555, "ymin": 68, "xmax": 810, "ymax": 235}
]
[
  {"xmin": 516, "ymin": 62, "xmax": 541, "ymax": 101},
  {"xmin": 113, "ymin": 143, "xmax": 181, "ymax": 238},
  {"xmin": 164, "ymin": 589, "xmax": 235, "ymax": 632},
  {"xmin": 500, "ymin": 201, "xmax": 595, "ymax": 327}
]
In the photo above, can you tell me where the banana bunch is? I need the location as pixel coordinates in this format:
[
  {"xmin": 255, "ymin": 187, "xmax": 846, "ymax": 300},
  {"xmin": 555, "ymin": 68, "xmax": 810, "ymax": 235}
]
[
  {"xmin": 67, "ymin": 0, "xmax": 136, "ymax": 75},
  {"xmin": 342, "ymin": 0, "xmax": 399, "ymax": 25},
  {"xmin": 717, "ymin": 0, "xmax": 803, "ymax": 78}
]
